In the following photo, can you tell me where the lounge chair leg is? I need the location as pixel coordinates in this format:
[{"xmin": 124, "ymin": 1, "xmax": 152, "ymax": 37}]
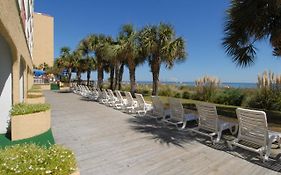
[
  {"xmin": 215, "ymin": 131, "xmax": 222, "ymax": 143},
  {"xmin": 210, "ymin": 136, "xmax": 215, "ymax": 145},
  {"xmin": 277, "ymin": 136, "xmax": 281, "ymax": 148},
  {"xmin": 227, "ymin": 141, "xmax": 233, "ymax": 150},
  {"xmin": 259, "ymin": 150, "xmax": 266, "ymax": 163},
  {"xmin": 180, "ymin": 121, "xmax": 187, "ymax": 130},
  {"xmin": 230, "ymin": 125, "xmax": 238, "ymax": 135}
]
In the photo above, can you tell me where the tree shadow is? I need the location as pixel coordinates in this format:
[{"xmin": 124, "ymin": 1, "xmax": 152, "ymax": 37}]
[
  {"xmin": 194, "ymin": 132, "xmax": 281, "ymax": 172},
  {"xmin": 127, "ymin": 117, "xmax": 194, "ymax": 148},
  {"xmin": 57, "ymin": 90, "xmax": 72, "ymax": 93},
  {"xmin": 79, "ymin": 97, "xmax": 94, "ymax": 102}
]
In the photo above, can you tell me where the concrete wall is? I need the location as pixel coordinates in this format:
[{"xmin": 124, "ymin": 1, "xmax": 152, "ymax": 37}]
[
  {"xmin": 0, "ymin": 0, "xmax": 34, "ymax": 133},
  {"xmin": 0, "ymin": 0, "xmax": 34, "ymax": 100},
  {"xmin": 33, "ymin": 13, "xmax": 54, "ymax": 67},
  {"xmin": 0, "ymin": 34, "xmax": 12, "ymax": 133}
]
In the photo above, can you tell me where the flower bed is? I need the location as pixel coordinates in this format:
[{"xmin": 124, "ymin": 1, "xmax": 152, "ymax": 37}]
[
  {"xmin": 11, "ymin": 103, "xmax": 51, "ymax": 141},
  {"xmin": 0, "ymin": 144, "xmax": 78, "ymax": 175}
]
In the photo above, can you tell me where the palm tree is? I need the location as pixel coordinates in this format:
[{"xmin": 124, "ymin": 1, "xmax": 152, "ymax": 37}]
[
  {"xmin": 110, "ymin": 39, "xmax": 126, "ymax": 91},
  {"xmin": 71, "ymin": 50, "xmax": 84, "ymax": 84},
  {"xmin": 139, "ymin": 23, "xmax": 186, "ymax": 95},
  {"xmin": 88, "ymin": 34, "xmax": 113, "ymax": 88},
  {"xmin": 57, "ymin": 47, "xmax": 74, "ymax": 83},
  {"xmin": 222, "ymin": 0, "xmax": 281, "ymax": 67},
  {"xmin": 117, "ymin": 24, "xmax": 144, "ymax": 95},
  {"xmin": 78, "ymin": 37, "xmax": 96, "ymax": 86},
  {"xmin": 102, "ymin": 43, "xmax": 119, "ymax": 90}
]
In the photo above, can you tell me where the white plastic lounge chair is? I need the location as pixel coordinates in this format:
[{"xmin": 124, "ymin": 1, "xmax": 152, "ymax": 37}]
[
  {"xmin": 162, "ymin": 98, "xmax": 198, "ymax": 130},
  {"xmin": 149, "ymin": 96, "xmax": 169, "ymax": 121},
  {"xmin": 87, "ymin": 87, "xmax": 99, "ymax": 101},
  {"xmin": 98, "ymin": 89, "xmax": 109, "ymax": 104},
  {"xmin": 96, "ymin": 88, "xmax": 103, "ymax": 101},
  {"xmin": 227, "ymin": 108, "xmax": 281, "ymax": 162},
  {"xmin": 134, "ymin": 93, "xmax": 152, "ymax": 116},
  {"xmin": 75, "ymin": 85, "xmax": 82, "ymax": 95},
  {"xmin": 124, "ymin": 91, "xmax": 137, "ymax": 113},
  {"xmin": 83, "ymin": 86, "xmax": 92, "ymax": 98},
  {"xmin": 79, "ymin": 85, "xmax": 85, "ymax": 96},
  {"xmin": 107, "ymin": 89, "xmax": 118, "ymax": 106},
  {"xmin": 114, "ymin": 90, "xmax": 126, "ymax": 109},
  {"xmin": 189, "ymin": 102, "xmax": 238, "ymax": 143},
  {"xmin": 71, "ymin": 83, "xmax": 78, "ymax": 93}
]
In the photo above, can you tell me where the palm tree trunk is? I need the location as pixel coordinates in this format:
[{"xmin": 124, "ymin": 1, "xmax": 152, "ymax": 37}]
[
  {"xmin": 77, "ymin": 71, "xmax": 81, "ymax": 85},
  {"xmin": 97, "ymin": 59, "xmax": 103, "ymax": 89},
  {"xmin": 152, "ymin": 58, "xmax": 161, "ymax": 95},
  {"xmin": 118, "ymin": 63, "xmax": 125, "ymax": 90},
  {"xmin": 86, "ymin": 69, "xmax": 91, "ymax": 86},
  {"xmin": 128, "ymin": 60, "xmax": 136, "ymax": 95},
  {"xmin": 109, "ymin": 66, "xmax": 114, "ymax": 90},
  {"xmin": 68, "ymin": 68, "xmax": 72, "ymax": 84},
  {"xmin": 113, "ymin": 64, "xmax": 120, "ymax": 90}
]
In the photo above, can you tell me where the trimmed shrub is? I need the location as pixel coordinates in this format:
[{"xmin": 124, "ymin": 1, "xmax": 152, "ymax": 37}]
[
  {"xmin": 182, "ymin": 91, "xmax": 190, "ymax": 99},
  {"xmin": 174, "ymin": 92, "xmax": 182, "ymax": 98},
  {"xmin": 0, "ymin": 144, "xmax": 77, "ymax": 175},
  {"xmin": 11, "ymin": 103, "xmax": 50, "ymax": 116},
  {"xmin": 212, "ymin": 89, "xmax": 245, "ymax": 106},
  {"xmin": 137, "ymin": 85, "xmax": 151, "ymax": 96},
  {"xmin": 245, "ymin": 89, "xmax": 281, "ymax": 111},
  {"xmin": 158, "ymin": 86, "xmax": 174, "ymax": 97}
]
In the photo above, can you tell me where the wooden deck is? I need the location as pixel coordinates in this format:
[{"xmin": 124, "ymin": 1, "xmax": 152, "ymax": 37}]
[{"xmin": 45, "ymin": 91, "xmax": 281, "ymax": 175}]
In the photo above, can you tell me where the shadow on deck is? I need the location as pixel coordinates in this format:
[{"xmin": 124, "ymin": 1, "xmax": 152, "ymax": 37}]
[
  {"xmin": 128, "ymin": 116, "xmax": 281, "ymax": 173},
  {"xmin": 127, "ymin": 117, "xmax": 193, "ymax": 148}
]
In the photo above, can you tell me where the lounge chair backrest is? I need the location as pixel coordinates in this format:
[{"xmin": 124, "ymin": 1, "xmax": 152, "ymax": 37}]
[
  {"xmin": 125, "ymin": 91, "xmax": 134, "ymax": 106},
  {"xmin": 135, "ymin": 93, "xmax": 145, "ymax": 110},
  {"xmin": 169, "ymin": 98, "xmax": 184, "ymax": 122},
  {"xmin": 196, "ymin": 103, "xmax": 218, "ymax": 133},
  {"xmin": 115, "ymin": 90, "xmax": 124, "ymax": 101},
  {"xmin": 151, "ymin": 96, "xmax": 165, "ymax": 117},
  {"xmin": 102, "ymin": 89, "xmax": 109, "ymax": 98},
  {"xmin": 108, "ymin": 89, "xmax": 115, "ymax": 99},
  {"xmin": 97, "ymin": 88, "xmax": 102, "ymax": 94},
  {"xmin": 236, "ymin": 108, "xmax": 268, "ymax": 147}
]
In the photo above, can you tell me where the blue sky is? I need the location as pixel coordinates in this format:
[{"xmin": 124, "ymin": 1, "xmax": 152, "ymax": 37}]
[{"xmin": 35, "ymin": 0, "xmax": 281, "ymax": 83}]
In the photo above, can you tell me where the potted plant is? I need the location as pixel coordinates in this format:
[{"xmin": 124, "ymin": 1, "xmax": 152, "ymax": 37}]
[{"xmin": 10, "ymin": 103, "xmax": 51, "ymax": 141}]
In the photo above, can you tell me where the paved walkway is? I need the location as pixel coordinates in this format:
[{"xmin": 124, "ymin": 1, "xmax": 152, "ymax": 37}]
[{"xmin": 45, "ymin": 91, "xmax": 281, "ymax": 175}]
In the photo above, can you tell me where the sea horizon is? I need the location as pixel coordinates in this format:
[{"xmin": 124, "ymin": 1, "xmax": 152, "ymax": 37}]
[{"xmin": 130, "ymin": 81, "xmax": 257, "ymax": 88}]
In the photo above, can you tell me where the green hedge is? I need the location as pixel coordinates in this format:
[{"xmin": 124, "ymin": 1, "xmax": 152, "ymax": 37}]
[
  {"xmin": 11, "ymin": 103, "xmax": 50, "ymax": 116},
  {"xmin": 0, "ymin": 144, "xmax": 77, "ymax": 175}
]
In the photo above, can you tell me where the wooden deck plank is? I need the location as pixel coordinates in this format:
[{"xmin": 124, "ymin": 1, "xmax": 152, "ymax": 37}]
[{"xmin": 45, "ymin": 91, "xmax": 281, "ymax": 175}]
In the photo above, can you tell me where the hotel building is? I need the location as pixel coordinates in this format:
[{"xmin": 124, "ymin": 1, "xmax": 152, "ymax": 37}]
[{"xmin": 0, "ymin": 0, "xmax": 54, "ymax": 133}]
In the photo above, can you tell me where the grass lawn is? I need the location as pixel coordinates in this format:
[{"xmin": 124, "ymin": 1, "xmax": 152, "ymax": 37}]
[
  {"xmin": 0, "ymin": 129, "xmax": 55, "ymax": 149},
  {"xmin": 144, "ymin": 95, "xmax": 281, "ymax": 132}
]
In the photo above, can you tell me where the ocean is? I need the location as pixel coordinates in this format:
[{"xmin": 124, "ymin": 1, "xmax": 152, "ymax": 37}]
[{"xmin": 136, "ymin": 81, "xmax": 257, "ymax": 89}]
